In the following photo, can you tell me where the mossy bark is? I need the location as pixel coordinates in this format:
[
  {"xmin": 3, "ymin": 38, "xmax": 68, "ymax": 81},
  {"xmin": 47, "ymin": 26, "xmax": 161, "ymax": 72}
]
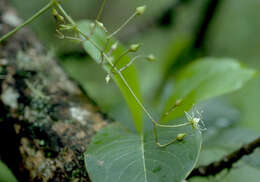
[{"xmin": 0, "ymin": 0, "xmax": 107, "ymax": 181}]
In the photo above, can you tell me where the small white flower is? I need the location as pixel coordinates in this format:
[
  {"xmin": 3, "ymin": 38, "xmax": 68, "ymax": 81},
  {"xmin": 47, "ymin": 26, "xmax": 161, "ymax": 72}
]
[
  {"xmin": 105, "ymin": 74, "xmax": 111, "ymax": 84},
  {"xmin": 185, "ymin": 105, "xmax": 206, "ymax": 131}
]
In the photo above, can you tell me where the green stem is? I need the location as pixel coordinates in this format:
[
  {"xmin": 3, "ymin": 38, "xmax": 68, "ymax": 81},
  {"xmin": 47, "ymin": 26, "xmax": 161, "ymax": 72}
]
[
  {"xmin": 108, "ymin": 12, "xmax": 138, "ymax": 39},
  {"xmin": 0, "ymin": 0, "xmax": 55, "ymax": 43},
  {"xmin": 90, "ymin": 0, "xmax": 108, "ymax": 35},
  {"xmin": 56, "ymin": 3, "xmax": 192, "ymax": 137},
  {"xmin": 55, "ymin": 3, "xmax": 76, "ymax": 25},
  {"xmin": 119, "ymin": 55, "xmax": 147, "ymax": 72},
  {"xmin": 96, "ymin": 0, "xmax": 108, "ymax": 21},
  {"xmin": 112, "ymin": 49, "xmax": 130, "ymax": 68}
]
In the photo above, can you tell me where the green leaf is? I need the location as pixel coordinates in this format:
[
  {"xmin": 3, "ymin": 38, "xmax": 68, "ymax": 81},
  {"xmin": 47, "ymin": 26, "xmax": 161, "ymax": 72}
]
[
  {"xmin": 0, "ymin": 160, "xmax": 18, "ymax": 182},
  {"xmin": 203, "ymin": 127, "xmax": 260, "ymax": 170},
  {"xmin": 78, "ymin": 20, "xmax": 143, "ymax": 133},
  {"xmin": 162, "ymin": 58, "xmax": 255, "ymax": 122},
  {"xmin": 204, "ymin": 127, "xmax": 259, "ymax": 149},
  {"xmin": 161, "ymin": 36, "xmax": 191, "ymax": 76},
  {"xmin": 85, "ymin": 123, "xmax": 202, "ymax": 182},
  {"xmin": 243, "ymin": 150, "xmax": 260, "ymax": 170},
  {"xmin": 192, "ymin": 128, "xmax": 260, "ymax": 182},
  {"xmin": 196, "ymin": 98, "xmax": 240, "ymax": 144},
  {"xmin": 189, "ymin": 162, "xmax": 260, "ymax": 182}
]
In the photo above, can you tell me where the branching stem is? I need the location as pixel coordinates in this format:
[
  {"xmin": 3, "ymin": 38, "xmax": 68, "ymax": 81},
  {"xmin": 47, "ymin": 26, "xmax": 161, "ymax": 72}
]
[
  {"xmin": 0, "ymin": 0, "xmax": 193, "ymax": 147},
  {"xmin": 108, "ymin": 12, "xmax": 138, "ymax": 39},
  {"xmin": 56, "ymin": 2, "xmax": 192, "ymax": 147}
]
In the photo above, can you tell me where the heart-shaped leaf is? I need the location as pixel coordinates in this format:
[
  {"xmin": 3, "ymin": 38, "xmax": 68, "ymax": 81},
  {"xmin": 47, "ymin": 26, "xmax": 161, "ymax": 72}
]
[
  {"xmin": 85, "ymin": 123, "xmax": 202, "ymax": 182},
  {"xmin": 162, "ymin": 58, "xmax": 255, "ymax": 122},
  {"xmin": 78, "ymin": 20, "xmax": 143, "ymax": 133}
]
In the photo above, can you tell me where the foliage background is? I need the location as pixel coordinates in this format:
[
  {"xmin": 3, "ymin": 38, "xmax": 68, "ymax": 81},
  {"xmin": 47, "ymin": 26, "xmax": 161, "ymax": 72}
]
[{"xmin": 1, "ymin": 0, "xmax": 260, "ymax": 181}]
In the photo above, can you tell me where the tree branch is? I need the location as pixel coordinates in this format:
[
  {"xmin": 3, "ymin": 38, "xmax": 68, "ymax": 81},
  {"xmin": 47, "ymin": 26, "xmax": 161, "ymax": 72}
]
[{"xmin": 187, "ymin": 137, "xmax": 260, "ymax": 179}]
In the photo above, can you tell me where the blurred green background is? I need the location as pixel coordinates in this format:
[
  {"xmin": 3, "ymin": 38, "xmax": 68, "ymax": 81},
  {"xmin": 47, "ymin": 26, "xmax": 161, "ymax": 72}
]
[{"xmin": 2, "ymin": 0, "xmax": 260, "ymax": 181}]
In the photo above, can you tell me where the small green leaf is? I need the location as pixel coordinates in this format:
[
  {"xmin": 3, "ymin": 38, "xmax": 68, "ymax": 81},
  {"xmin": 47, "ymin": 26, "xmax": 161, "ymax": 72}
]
[
  {"xmin": 0, "ymin": 160, "xmax": 18, "ymax": 182},
  {"xmin": 162, "ymin": 58, "xmax": 255, "ymax": 122},
  {"xmin": 78, "ymin": 20, "xmax": 143, "ymax": 133},
  {"xmin": 85, "ymin": 123, "xmax": 202, "ymax": 182}
]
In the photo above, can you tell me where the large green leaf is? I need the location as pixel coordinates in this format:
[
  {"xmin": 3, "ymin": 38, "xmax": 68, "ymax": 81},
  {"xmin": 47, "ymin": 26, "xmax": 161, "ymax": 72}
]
[
  {"xmin": 0, "ymin": 161, "xmax": 18, "ymax": 182},
  {"xmin": 78, "ymin": 20, "xmax": 143, "ymax": 133},
  {"xmin": 85, "ymin": 123, "xmax": 202, "ymax": 182},
  {"xmin": 162, "ymin": 58, "xmax": 255, "ymax": 122}
]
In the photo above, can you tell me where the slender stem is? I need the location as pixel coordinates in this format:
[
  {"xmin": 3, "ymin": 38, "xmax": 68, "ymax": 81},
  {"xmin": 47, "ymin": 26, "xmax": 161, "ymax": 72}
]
[
  {"xmin": 153, "ymin": 124, "xmax": 159, "ymax": 143},
  {"xmin": 112, "ymin": 49, "xmax": 130, "ymax": 68},
  {"xmin": 90, "ymin": 0, "xmax": 108, "ymax": 35},
  {"xmin": 0, "ymin": 0, "xmax": 55, "ymax": 43},
  {"xmin": 63, "ymin": 36, "xmax": 84, "ymax": 42},
  {"xmin": 56, "ymin": 3, "xmax": 194, "ymax": 147},
  {"xmin": 107, "ymin": 40, "xmax": 117, "ymax": 57},
  {"xmin": 56, "ymin": 3, "xmax": 192, "ymax": 131},
  {"xmin": 157, "ymin": 122, "xmax": 191, "ymax": 128},
  {"xmin": 55, "ymin": 3, "xmax": 76, "ymax": 25},
  {"xmin": 108, "ymin": 12, "xmax": 138, "ymax": 38},
  {"xmin": 103, "ymin": 38, "xmax": 110, "ymax": 53},
  {"xmin": 119, "ymin": 55, "xmax": 146, "ymax": 72},
  {"xmin": 96, "ymin": 0, "xmax": 108, "ymax": 21},
  {"xmin": 163, "ymin": 99, "xmax": 182, "ymax": 116},
  {"xmin": 156, "ymin": 137, "xmax": 178, "ymax": 147},
  {"xmin": 100, "ymin": 38, "xmax": 111, "ymax": 64}
]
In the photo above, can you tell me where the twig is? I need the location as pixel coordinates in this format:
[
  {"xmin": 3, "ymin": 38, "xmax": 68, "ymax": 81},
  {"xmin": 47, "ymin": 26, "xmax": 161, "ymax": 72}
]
[{"xmin": 187, "ymin": 137, "xmax": 260, "ymax": 179}]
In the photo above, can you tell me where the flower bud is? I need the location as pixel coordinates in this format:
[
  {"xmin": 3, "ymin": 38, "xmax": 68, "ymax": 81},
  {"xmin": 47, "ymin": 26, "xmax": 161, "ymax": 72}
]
[
  {"xmin": 52, "ymin": 8, "xmax": 64, "ymax": 22},
  {"xmin": 105, "ymin": 74, "xmax": 111, "ymax": 84},
  {"xmin": 111, "ymin": 42, "xmax": 118, "ymax": 51},
  {"xmin": 90, "ymin": 22, "xmax": 95, "ymax": 29},
  {"xmin": 177, "ymin": 133, "xmax": 187, "ymax": 141},
  {"xmin": 96, "ymin": 20, "xmax": 108, "ymax": 33},
  {"xmin": 147, "ymin": 54, "xmax": 156, "ymax": 62},
  {"xmin": 175, "ymin": 99, "xmax": 182, "ymax": 106},
  {"xmin": 136, "ymin": 6, "xmax": 146, "ymax": 15},
  {"xmin": 129, "ymin": 44, "xmax": 141, "ymax": 52}
]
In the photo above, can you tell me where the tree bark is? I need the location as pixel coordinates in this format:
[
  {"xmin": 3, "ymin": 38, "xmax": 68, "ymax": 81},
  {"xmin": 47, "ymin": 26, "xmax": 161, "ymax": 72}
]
[{"xmin": 0, "ymin": 0, "xmax": 108, "ymax": 181}]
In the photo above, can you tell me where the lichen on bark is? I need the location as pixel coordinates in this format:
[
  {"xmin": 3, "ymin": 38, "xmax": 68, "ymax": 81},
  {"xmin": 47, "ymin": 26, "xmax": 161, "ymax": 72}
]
[{"xmin": 0, "ymin": 0, "xmax": 107, "ymax": 181}]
